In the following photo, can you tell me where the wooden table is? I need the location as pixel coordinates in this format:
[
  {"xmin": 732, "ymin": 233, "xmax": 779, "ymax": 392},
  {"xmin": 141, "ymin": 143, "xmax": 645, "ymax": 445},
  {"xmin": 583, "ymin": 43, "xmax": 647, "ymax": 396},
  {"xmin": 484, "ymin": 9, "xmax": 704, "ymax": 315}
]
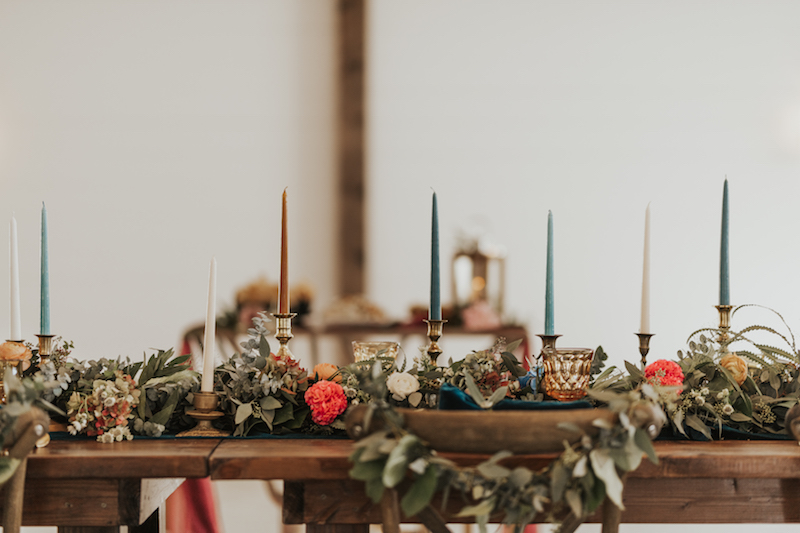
[
  {"xmin": 7, "ymin": 437, "xmax": 800, "ymax": 531},
  {"xmin": 0, "ymin": 438, "xmax": 221, "ymax": 532},
  {"xmin": 208, "ymin": 439, "xmax": 800, "ymax": 530}
]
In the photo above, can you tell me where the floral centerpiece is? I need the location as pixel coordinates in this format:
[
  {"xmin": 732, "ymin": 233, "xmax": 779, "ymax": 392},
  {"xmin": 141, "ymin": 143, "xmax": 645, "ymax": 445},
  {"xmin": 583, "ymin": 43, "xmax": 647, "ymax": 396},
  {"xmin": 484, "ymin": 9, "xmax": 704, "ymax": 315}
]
[{"xmin": 592, "ymin": 305, "xmax": 800, "ymax": 439}]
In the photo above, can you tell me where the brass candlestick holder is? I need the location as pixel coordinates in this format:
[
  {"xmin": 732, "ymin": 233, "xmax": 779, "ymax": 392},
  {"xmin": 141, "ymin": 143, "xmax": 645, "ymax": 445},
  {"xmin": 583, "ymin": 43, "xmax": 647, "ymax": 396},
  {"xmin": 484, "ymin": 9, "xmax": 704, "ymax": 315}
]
[
  {"xmin": 716, "ymin": 304, "xmax": 733, "ymax": 351},
  {"xmin": 36, "ymin": 334, "xmax": 55, "ymax": 362},
  {"xmin": 536, "ymin": 334, "xmax": 562, "ymax": 362},
  {"xmin": 272, "ymin": 312, "xmax": 297, "ymax": 359},
  {"xmin": 636, "ymin": 333, "xmax": 654, "ymax": 370},
  {"xmin": 424, "ymin": 319, "xmax": 447, "ymax": 365},
  {"xmin": 177, "ymin": 391, "xmax": 230, "ymax": 437}
]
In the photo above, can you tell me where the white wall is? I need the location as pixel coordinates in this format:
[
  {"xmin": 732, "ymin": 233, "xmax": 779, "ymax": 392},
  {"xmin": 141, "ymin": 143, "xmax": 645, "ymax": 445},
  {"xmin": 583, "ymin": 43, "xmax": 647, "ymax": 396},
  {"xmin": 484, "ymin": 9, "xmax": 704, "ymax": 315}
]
[
  {"xmin": 0, "ymin": 1, "xmax": 337, "ymax": 360},
  {"xmin": 368, "ymin": 0, "xmax": 800, "ymax": 367}
]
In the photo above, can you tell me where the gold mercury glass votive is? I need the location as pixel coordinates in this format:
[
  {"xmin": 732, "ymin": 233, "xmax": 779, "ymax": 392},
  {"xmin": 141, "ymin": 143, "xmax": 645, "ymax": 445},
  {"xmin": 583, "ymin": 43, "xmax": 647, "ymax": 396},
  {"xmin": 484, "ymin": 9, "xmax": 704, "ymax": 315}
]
[
  {"xmin": 542, "ymin": 347, "xmax": 595, "ymax": 401},
  {"xmin": 352, "ymin": 341, "xmax": 399, "ymax": 362}
]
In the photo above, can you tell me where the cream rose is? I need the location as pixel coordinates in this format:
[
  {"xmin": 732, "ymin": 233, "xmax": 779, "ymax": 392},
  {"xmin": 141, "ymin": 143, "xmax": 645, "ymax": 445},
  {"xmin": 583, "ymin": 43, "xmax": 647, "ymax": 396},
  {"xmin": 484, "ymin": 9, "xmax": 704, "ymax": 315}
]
[
  {"xmin": 0, "ymin": 341, "xmax": 32, "ymax": 361},
  {"xmin": 386, "ymin": 371, "xmax": 420, "ymax": 401},
  {"xmin": 720, "ymin": 352, "xmax": 748, "ymax": 386}
]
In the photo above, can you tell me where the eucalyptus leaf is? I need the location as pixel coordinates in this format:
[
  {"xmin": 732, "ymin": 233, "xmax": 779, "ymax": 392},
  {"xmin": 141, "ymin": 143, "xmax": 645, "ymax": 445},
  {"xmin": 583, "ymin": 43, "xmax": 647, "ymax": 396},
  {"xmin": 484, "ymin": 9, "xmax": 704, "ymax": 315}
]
[
  {"xmin": 260, "ymin": 396, "xmax": 282, "ymax": 410},
  {"xmin": 350, "ymin": 459, "xmax": 386, "ymax": 481},
  {"xmin": 464, "ymin": 373, "xmax": 488, "ymax": 408},
  {"xmin": 456, "ymin": 497, "xmax": 496, "ymax": 518},
  {"xmin": 235, "ymin": 402, "xmax": 254, "ymax": 425},
  {"xmin": 589, "ymin": 449, "xmax": 624, "ymax": 509},
  {"xmin": 259, "ymin": 336, "xmax": 271, "ymax": 359},
  {"xmin": 0, "ymin": 458, "xmax": 21, "ymax": 486},
  {"xmin": 477, "ymin": 462, "xmax": 511, "ymax": 480},
  {"xmin": 633, "ymin": 428, "xmax": 658, "ymax": 465},
  {"xmin": 382, "ymin": 434, "xmax": 418, "ymax": 488},
  {"xmin": 550, "ymin": 462, "xmax": 569, "ymax": 501},
  {"xmin": 401, "ymin": 464, "xmax": 438, "ymax": 517},
  {"xmin": 685, "ymin": 413, "xmax": 712, "ymax": 440},
  {"xmin": 408, "ymin": 392, "xmax": 423, "ymax": 408},
  {"xmin": 365, "ymin": 477, "xmax": 385, "ymax": 503}
]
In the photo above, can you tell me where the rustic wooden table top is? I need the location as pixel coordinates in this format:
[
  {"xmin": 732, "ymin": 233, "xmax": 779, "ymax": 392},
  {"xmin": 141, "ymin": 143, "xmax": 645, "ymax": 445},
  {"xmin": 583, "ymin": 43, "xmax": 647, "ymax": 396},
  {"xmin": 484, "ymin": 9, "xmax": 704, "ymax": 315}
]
[
  {"xmin": 207, "ymin": 438, "xmax": 800, "ymax": 481},
  {"xmin": 27, "ymin": 438, "xmax": 222, "ymax": 479}
]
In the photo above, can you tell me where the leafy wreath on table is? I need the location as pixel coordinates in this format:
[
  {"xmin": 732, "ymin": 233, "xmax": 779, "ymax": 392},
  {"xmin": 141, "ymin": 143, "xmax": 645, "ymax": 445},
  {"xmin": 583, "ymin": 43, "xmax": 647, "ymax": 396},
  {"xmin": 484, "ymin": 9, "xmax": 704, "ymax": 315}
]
[{"xmin": 344, "ymin": 361, "xmax": 665, "ymax": 533}]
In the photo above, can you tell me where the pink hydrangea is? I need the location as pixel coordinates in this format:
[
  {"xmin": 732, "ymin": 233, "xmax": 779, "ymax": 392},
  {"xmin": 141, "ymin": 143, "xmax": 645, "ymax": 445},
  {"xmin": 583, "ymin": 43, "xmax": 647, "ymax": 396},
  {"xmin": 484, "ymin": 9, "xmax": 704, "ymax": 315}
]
[{"xmin": 304, "ymin": 380, "xmax": 348, "ymax": 426}]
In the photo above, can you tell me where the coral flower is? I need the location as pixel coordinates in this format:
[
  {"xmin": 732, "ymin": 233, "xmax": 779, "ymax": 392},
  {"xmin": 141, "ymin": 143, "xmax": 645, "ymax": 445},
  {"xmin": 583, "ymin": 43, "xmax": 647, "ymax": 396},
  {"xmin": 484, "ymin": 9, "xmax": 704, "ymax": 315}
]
[
  {"xmin": 304, "ymin": 380, "xmax": 348, "ymax": 426},
  {"xmin": 645, "ymin": 359, "xmax": 684, "ymax": 388},
  {"xmin": 719, "ymin": 353, "xmax": 748, "ymax": 386}
]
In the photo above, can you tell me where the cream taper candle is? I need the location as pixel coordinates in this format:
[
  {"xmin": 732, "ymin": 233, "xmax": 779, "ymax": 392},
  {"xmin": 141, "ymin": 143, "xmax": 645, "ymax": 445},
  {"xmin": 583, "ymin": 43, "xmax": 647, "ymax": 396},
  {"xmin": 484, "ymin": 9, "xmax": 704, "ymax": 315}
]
[{"xmin": 200, "ymin": 258, "xmax": 217, "ymax": 392}]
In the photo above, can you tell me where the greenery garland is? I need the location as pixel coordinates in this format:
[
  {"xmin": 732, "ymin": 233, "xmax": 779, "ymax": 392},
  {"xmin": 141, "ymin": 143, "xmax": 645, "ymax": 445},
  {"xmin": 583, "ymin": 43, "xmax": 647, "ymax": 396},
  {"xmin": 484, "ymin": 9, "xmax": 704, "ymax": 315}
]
[{"xmin": 346, "ymin": 362, "xmax": 664, "ymax": 533}]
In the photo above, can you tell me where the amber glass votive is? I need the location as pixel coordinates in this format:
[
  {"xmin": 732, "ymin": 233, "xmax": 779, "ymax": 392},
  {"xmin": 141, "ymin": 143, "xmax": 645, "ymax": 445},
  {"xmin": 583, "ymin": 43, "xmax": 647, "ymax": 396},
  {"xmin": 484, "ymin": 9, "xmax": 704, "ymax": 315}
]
[
  {"xmin": 542, "ymin": 347, "xmax": 594, "ymax": 401},
  {"xmin": 352, "ymin": 341, "xmax": 399, "ymax": 362}
]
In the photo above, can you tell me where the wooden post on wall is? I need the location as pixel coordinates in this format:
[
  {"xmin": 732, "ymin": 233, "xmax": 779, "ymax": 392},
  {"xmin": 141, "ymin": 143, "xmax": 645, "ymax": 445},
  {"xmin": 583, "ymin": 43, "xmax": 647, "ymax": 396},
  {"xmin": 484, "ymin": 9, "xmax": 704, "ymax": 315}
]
[{"xmin": 337, "ymin": 0, "xmax": 366, "ymax": 296}]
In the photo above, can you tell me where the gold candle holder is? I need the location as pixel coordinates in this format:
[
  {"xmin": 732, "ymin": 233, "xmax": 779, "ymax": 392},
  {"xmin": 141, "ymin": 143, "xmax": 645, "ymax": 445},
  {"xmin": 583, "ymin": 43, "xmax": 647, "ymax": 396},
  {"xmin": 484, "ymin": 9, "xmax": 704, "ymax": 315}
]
[
  {"xmin": 177, "ymin": 391, "xmax": 230, "ymax": 437},
  {"xmin": 272, "ymin": 312, "xmax": 297, "ymax": 360},
  {"xmin": 36, "ymin": 334, "xmax": 55, "ymax": 361},
  {"xmin": 536, "ymin": 334, "xmax": 562, "ymax": 361},
  {"xmin": 424, "ymin": 319, "xmax": 447, "ymax": 365},
  {"xmin": 636, "ymin": 333, "xmax": 654, "ymax": 370},
  {"xmin": 716, "ymin": 304, "xmax": 733, "ymax": 350}
]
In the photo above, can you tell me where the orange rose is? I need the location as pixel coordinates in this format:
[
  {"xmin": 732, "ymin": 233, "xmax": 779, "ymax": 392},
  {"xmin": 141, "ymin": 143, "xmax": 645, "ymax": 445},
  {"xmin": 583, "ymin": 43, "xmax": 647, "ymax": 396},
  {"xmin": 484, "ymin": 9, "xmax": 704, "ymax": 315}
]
[
  {"xmin": 720, "ymin": 352, "xmax": 748, "ymax": 385},
  {"xmin": 311, "ymin": 363, "xmax": 341, "ymax": 382},
  {"xmin": 0, "ymin": 341, "xmax": 32, "ymax": 361}
]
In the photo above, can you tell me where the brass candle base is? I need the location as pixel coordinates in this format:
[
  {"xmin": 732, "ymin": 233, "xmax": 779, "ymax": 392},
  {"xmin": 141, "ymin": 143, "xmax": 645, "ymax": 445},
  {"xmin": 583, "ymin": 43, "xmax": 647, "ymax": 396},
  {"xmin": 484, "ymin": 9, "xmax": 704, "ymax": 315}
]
[
  {"xmin": 537, "ymin": 334, "xmax": 562, "ymax": 361},
  {"xmin": 177, "ymin": 391, "xmax": 230, "ymax": 437},
  {"xmin": 36, "ymin": 334, "xmax": 55, "ymax": 361},
  {"xmin": 716, "ymin": 304, "xmax": 733, "ymax": 350},
  {"xmin": 636, "ymin": 333, "xmax": 654, "ymax": 370},
  {"xmin": 424, "ymin": 319, "xmax": 447, "ymax": 365},
  {"xmin": 272, "ymin": 312, "xmax": 297, "ymax": 359}
]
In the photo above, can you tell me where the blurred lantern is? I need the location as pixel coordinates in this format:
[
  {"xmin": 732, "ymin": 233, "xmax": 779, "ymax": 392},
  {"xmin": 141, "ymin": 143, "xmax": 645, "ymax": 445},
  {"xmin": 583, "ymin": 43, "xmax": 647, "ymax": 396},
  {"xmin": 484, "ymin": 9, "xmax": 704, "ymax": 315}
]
[{"xmin": 451, "ymin": 235, "xmax": 506, "ymax": 317}]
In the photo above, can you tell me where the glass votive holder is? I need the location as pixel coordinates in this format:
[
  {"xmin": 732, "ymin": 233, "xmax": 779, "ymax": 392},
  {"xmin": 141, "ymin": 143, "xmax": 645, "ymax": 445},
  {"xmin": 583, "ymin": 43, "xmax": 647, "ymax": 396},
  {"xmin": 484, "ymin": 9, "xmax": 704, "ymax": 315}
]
[
  {"xmin": 352, "ymin": 341, "xmax": 399, "ymax": 362},
  {"xmin": 542, "ymin": 347, "xmax": 595, "ymax": 401}
]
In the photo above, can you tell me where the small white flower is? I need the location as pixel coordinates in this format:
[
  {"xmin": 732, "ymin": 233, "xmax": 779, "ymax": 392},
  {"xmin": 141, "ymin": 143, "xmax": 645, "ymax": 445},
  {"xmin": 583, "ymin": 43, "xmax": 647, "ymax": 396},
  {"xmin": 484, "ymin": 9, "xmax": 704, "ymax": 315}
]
[
  {"xmin": 700, "ymin": 387, "xmax": 710, "ymax": 396},
  {"xmin": 386, "ymin": 372, "xmax": 420, "ymax": 401},
  {"xmin": 722, "ymin": 404, "xmax": 734, "ymax": 415},
  {"xmin": 104, "ymin": 397, "xmax": 116, "ymax": 407},
  {"xmin": 695, "ymin": 396, "xmax": 706, "ymax": 406}
]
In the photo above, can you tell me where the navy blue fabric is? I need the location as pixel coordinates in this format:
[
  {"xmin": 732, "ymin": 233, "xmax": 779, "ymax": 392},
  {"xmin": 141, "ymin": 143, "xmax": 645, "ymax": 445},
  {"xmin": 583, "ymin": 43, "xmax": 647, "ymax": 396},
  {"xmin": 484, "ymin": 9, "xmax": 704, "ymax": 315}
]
[{"xmin": 437, "ymin": 382, "xmax": 592, "ymax": 411}]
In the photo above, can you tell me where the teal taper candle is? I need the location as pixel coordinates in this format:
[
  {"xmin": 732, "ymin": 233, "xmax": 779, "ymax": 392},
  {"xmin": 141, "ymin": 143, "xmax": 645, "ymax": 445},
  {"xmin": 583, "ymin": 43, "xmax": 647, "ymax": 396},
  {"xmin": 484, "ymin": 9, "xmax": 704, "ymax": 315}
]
[
  {"xmin": 40, "ymin": 202, "xmax": 50, "ymax": 335},
  {"xmin": 719, "ymin": 180, "xmax": 730, "ymax": 306},
  {"xmin": 430, "ymin": 192, "xmax": 441, "ymax": 320},
  {"xmin": 544, "ymin": 211, "xmax": 555, "ymax": 335}
]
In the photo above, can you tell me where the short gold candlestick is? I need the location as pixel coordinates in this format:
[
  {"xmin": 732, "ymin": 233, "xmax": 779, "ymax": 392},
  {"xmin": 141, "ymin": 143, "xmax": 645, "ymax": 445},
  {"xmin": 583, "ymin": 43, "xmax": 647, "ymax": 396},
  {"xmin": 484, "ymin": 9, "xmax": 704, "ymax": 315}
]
[
  {"xmin": 36, "ymin": 334, "xmax": 55, "ymax": 361},
  {"xmin": 537, "ymin": 334, "xmax": 562, "ymax": 361},
  {"xmin": 424, "ymin": 319, "xmax": 447, "ymax": 365},
  {"xmin": 716, "ymin": 304, "xmax": 733, "ymax": 350},
  {"xmin": 272, "ymin": 312, "xmax": 297, "ymax": 359},
  {"xmin": 636, "ymin": 333, "xmax": 654, "ymax": 370},
  {"xmin": 177, "ymin": 391, "xmax": 230, "ymax": 437}
]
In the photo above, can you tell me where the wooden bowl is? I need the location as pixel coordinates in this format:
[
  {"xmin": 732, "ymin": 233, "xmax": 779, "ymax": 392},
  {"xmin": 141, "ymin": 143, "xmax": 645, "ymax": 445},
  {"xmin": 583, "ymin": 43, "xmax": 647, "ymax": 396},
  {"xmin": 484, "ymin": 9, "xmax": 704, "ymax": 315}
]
[{"xmin": 398, "ymin": 407, "xmax": 616, "ymax": 454}]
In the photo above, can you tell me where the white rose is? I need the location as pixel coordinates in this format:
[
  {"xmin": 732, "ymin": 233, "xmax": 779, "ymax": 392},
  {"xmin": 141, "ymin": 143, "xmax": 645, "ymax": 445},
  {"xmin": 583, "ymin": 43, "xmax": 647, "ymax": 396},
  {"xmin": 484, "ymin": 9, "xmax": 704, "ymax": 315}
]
[{"xmin": 386, "ymin": 372, "xmax": 420, "ymax": 401}]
